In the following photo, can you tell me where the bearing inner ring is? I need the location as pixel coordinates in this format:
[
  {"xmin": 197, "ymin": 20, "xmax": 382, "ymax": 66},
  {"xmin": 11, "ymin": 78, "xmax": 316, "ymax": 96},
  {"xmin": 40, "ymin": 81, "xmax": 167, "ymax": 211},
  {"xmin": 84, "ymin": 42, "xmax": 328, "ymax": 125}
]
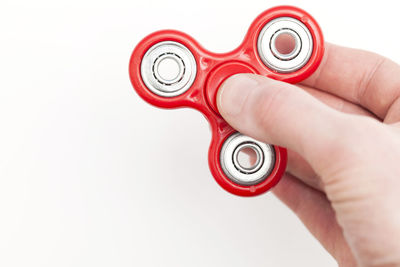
[
  {"xmin": 220, "ymin": 133, "xmax": 276, "ymax": 186},
  {"xmin": 270, "ymin": 29, "xmax": 302, "ymax": 61},
  {"xmin": 153, "ymin": 53, "xmax": 185, "ymax": 85},
  {"xmin": 233, "ymin": 142, "xmax": 263, "ymax": 174},
  {"xmin": 141, "ymin": 41, "xmax": 197, "ymax": 97},
  {"xmin": 257, "ymin": 17, "xmax": 313, "ymax": 73}
]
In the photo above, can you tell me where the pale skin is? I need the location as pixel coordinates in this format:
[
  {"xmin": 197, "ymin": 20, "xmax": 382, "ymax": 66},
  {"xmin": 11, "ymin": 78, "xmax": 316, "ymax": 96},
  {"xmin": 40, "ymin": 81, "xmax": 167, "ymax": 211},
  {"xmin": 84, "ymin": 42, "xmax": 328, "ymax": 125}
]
[{"xmin": 217, "ymin": 43, "xmax": 400, "ymax": 267}]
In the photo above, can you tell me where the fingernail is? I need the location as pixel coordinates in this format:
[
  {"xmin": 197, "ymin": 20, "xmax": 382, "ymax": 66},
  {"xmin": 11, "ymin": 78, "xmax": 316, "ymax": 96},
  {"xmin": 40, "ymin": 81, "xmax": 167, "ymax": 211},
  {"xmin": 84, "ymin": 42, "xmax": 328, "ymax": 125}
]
[{"xmin": 217, "ymin": 74, "xmax": 259, "ymax": 117}]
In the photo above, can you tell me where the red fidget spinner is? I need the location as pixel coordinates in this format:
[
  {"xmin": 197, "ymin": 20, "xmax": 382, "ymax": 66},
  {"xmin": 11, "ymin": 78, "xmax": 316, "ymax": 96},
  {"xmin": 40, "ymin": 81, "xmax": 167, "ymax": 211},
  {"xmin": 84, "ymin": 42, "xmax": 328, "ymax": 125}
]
[{"xmin": 129, "ymin": 6, "xmax": 324, "ymax": 197}]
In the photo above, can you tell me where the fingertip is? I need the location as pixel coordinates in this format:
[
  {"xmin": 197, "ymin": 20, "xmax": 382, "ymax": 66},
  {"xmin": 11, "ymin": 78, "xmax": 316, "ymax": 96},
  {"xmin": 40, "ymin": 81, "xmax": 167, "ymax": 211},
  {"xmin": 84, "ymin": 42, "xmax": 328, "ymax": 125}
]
[{"xmin": 216, "ymin": 73, "xmax": 259, "ymax": 117}]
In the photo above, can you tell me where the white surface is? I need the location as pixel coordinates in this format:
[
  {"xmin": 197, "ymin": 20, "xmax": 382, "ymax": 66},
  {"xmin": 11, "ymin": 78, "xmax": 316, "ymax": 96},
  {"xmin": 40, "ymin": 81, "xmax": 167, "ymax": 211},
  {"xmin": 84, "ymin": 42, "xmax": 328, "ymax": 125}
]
[{"xmin": 0, "ymin": 0, "xmax": 399, "ymax": 266}]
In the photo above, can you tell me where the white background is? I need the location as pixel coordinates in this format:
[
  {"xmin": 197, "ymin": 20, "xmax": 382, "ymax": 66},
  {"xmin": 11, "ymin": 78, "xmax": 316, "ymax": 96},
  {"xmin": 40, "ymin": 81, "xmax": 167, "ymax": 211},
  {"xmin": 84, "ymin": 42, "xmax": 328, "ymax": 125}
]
[{"xmin": 1, "ymin": 0, "xmax": 399, "ymax": 266}]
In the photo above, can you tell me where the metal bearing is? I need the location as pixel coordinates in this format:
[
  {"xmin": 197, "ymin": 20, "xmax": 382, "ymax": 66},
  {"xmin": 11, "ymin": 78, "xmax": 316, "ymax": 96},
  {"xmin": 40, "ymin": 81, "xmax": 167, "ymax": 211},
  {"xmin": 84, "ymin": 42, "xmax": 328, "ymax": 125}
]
[
  {"xmin": 140, "ymin": 41, "xmax": 197, "ymax": 97},
  {"xmin": 220, "ymin": 133, "xmax": 276, "ymax": 186},
  {"xmin": 257, "ymin": 17, "xmax": 313, "ymax": 73}
]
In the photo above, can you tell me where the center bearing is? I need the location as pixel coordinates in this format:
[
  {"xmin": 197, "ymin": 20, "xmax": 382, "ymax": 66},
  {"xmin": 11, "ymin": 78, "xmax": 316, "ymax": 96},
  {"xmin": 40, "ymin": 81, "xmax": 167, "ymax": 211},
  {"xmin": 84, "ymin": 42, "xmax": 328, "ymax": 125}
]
[{"xmin": 205, "ymin": 62, "xmax": 257, "ymax": 115}]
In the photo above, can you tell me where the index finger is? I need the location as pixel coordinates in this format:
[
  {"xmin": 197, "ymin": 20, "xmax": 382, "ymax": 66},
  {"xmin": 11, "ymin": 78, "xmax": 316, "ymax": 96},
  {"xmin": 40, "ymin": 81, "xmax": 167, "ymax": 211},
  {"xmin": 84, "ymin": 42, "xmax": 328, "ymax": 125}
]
[{"xmin": 301, "ymin": 43, "xmax": 400, "ymax": 120}]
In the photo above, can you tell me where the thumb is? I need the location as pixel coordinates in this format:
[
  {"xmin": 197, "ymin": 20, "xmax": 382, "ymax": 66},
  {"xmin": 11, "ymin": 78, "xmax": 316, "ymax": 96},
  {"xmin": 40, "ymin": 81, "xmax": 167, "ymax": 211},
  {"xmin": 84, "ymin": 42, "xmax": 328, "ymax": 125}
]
[
  {"xmin": 216, "ymin": 73, "xmax": 352, "ymax": 172},
  {"xmin": 217, "ymin": 73, "xmax": 400, "ymax": 265}
]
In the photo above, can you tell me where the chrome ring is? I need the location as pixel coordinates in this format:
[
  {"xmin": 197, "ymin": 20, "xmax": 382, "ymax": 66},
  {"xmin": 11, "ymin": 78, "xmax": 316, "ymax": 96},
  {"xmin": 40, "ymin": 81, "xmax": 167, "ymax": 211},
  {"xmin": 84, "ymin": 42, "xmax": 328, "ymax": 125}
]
[
  {"xmin": 141, "ymin": 41, "xmax": 197, "ymax": 97},
  {"xmin": 153, "ymin": 53, "xmax": 185, "ymax": 85},
  {"xmin": 270, "ymin": 29, "xmax": 301, "ymax": 61},
  {"xmin": 220, "ymin": 133, "xmax": 276, "ymax": 186},
  {"xmin": 257, "ymin": 17, "xmax": 313, "ymax": 73},
  {"xmin": 233, "ymin": 142, "xmax": 263, "ymax": 174}
]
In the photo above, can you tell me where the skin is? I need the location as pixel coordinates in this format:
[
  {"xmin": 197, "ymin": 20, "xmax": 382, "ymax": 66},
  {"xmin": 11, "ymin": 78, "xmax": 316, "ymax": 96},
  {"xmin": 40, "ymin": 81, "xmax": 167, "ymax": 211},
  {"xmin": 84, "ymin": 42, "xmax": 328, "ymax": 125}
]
[{"xmin": 216, "ymin": 43, "xmax": 400, "ymax": 267}]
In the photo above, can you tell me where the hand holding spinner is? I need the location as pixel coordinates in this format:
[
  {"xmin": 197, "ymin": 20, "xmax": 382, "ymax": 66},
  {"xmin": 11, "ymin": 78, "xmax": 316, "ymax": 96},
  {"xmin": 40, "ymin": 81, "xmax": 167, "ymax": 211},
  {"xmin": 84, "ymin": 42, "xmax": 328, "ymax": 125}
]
[{"xmin": 129, "ymin": 6, "xmax": 324, "ymax": 196}]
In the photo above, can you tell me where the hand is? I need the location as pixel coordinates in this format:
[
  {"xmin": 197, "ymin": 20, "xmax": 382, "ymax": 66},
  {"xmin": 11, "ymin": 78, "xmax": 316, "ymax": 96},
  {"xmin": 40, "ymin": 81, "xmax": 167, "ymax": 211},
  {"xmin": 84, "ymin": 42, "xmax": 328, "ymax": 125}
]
[{"xmin": 217, "ymin": 44, "xmax": 400, "ymax": 267}]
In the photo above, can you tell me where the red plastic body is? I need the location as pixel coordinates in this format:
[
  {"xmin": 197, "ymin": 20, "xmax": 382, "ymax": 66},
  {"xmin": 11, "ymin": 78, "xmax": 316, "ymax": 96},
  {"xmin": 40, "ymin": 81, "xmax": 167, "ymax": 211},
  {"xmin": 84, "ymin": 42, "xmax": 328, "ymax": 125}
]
[{"xmin": 129, "ymin": 6, "xmax": 324, "ymax": 197}]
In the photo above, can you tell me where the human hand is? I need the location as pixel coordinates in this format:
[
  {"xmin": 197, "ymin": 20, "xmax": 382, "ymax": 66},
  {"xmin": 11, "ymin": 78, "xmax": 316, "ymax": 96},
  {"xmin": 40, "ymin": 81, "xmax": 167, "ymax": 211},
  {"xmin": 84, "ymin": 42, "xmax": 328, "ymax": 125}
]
[{"xmin": 217, "ymin": 44, "xmax": 400, "ymax": 267}]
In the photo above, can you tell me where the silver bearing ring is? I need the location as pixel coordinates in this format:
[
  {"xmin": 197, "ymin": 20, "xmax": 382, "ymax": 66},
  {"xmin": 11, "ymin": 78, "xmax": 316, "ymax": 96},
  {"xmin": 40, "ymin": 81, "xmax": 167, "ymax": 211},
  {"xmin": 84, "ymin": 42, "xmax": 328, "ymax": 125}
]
[
  {"xmin": 140, "ymin": 41, "xmax": 197, "ymax": 97},
  {"xmin": 220, "ymin": 133, "xmax": 276, "ymax": 186},
  {"xmin": 257, "ymin": 17, "xmax": 313, "ymax": 73}
]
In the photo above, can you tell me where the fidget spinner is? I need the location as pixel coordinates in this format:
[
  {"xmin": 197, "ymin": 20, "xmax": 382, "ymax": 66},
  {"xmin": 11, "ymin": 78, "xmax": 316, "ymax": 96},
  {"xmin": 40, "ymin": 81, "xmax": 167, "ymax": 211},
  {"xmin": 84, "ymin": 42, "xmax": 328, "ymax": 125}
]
[{"xmin": 129, "ymin": 6, "xmax": 324, "ymax": 196}]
